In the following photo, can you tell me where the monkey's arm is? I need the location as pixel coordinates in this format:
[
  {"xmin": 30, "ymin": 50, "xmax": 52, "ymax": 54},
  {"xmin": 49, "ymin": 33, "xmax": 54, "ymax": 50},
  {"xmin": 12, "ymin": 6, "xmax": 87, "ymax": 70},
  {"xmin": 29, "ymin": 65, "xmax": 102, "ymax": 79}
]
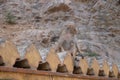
[
  {"xmin": 74, "ymin": 37, "xmax": 84, "ymax": 58},
  {"xmin": 54, "ymin": 35, "xmax": 64, "ymax": 52},
  {"xmin": 76, "ymin": 43, "xmax": 84, "ymax": 58}
]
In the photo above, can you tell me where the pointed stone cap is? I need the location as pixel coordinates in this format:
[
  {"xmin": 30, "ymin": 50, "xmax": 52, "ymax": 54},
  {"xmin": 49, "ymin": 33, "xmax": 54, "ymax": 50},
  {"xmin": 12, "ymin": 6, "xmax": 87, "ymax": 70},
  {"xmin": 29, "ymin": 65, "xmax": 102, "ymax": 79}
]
[
  {"xmin": 79, "ymin": 57, "xmax": 88, "ymax": 75},
  {"xmin": 63, "ymin": 53, "xmax": 74, "ymax": 74},
  {"xmin": 0, "ymin": 41, "xmax": 20, "ymax": 67},
  {"xmin": 46, "ymin": 48, "xmax": 60, "ymax": 72},
  {"xmin": 24, "ymin": 44, "xmax": 42, "ymax": 69},
  {"xmin": 102, "ymin": 60, "xmax": 110, "ymax": 77},
  {"xmin": 112, "ymin": 64, "xmax": 119, "ymax": 78},
  {"xmin": 91, "ymin": 58, "xmax": 100, "ymax": 76}
]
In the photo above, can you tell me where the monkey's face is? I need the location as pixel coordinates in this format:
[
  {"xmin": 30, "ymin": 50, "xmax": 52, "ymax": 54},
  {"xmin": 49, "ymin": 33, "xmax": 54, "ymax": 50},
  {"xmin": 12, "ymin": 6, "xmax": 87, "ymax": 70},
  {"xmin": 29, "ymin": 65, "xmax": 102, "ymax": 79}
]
[{"xmin": 66, "ymin": 25, "xmax": 77, "ymax": 35}]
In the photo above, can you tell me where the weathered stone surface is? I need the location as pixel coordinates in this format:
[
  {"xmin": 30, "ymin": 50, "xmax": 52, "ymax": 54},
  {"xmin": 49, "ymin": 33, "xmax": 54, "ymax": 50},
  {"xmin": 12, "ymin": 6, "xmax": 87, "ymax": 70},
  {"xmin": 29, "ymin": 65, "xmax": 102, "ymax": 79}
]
[{"xmin": 0, "ymin": 0, "xmax": 120, "ymax": 68}]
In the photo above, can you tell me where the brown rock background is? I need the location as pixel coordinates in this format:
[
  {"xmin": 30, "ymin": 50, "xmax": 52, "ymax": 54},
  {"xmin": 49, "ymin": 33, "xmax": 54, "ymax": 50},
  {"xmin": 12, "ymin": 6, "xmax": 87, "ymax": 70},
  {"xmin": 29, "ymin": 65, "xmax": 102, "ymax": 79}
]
[{"xmin": 0, "ymin": 0, "xmax": 120, "ymax": 67}]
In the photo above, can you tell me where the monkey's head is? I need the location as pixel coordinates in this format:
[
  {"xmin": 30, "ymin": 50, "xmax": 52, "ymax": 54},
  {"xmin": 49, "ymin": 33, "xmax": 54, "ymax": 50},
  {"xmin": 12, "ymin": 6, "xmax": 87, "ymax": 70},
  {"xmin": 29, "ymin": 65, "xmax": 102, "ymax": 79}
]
[{"xmin": 65, "ymin": 21, "xmax": 77, "ymax": 35}]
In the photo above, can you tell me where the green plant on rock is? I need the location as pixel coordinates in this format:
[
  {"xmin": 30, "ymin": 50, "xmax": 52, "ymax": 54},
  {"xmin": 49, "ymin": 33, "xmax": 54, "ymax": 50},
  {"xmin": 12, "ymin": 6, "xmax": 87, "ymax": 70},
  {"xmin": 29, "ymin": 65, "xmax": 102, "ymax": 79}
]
[
  {"xmin": 85, "ymin": 51, "xmax": 100, "ymax": 57},
  {"xmin": 5, "ymin": 12, "xmax": 16, "ymax": 24}
]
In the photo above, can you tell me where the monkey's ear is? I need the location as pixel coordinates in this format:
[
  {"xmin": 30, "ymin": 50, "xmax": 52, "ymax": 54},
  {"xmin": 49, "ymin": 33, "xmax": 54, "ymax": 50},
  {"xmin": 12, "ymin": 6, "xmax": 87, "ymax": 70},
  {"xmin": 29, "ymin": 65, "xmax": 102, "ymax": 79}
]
[{"xmin": 74, "ymin": 28, "xmax": 77, "ymax": 34}]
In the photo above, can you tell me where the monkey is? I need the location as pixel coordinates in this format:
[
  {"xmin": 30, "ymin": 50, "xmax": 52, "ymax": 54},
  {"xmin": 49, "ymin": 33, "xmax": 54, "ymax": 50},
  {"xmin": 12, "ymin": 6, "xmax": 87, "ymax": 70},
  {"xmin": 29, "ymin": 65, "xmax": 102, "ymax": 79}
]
[
  {"xmin": 54, "ymin": 21, "xmax": 84, "ymax": 66},
  {"xmin": 55, "ymin": 22, "xmax": 79, "ymax": 56}
]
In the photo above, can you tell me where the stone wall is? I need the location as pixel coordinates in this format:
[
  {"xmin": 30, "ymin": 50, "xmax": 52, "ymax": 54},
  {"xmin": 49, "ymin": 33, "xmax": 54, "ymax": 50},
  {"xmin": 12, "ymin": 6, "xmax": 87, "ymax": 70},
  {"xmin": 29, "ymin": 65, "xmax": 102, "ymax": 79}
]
[{"xmin": 0, "ymin": 0, "xmax": 120, "ymax": 67}]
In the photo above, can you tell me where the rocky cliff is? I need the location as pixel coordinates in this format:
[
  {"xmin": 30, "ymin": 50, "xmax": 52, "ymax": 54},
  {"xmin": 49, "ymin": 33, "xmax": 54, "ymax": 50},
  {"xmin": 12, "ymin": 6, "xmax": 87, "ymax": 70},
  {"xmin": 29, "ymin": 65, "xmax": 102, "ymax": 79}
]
[{"xmin": 0, "ymin": 0, "xmax": 120, "ymax": 68}]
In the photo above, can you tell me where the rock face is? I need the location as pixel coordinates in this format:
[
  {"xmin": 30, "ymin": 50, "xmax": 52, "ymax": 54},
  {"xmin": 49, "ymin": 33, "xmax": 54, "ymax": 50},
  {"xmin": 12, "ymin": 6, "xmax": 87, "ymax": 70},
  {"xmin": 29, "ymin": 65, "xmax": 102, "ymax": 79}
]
[{"xmin": 0, "ymin": 0, "xmax": 120, "ymax": 66}]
